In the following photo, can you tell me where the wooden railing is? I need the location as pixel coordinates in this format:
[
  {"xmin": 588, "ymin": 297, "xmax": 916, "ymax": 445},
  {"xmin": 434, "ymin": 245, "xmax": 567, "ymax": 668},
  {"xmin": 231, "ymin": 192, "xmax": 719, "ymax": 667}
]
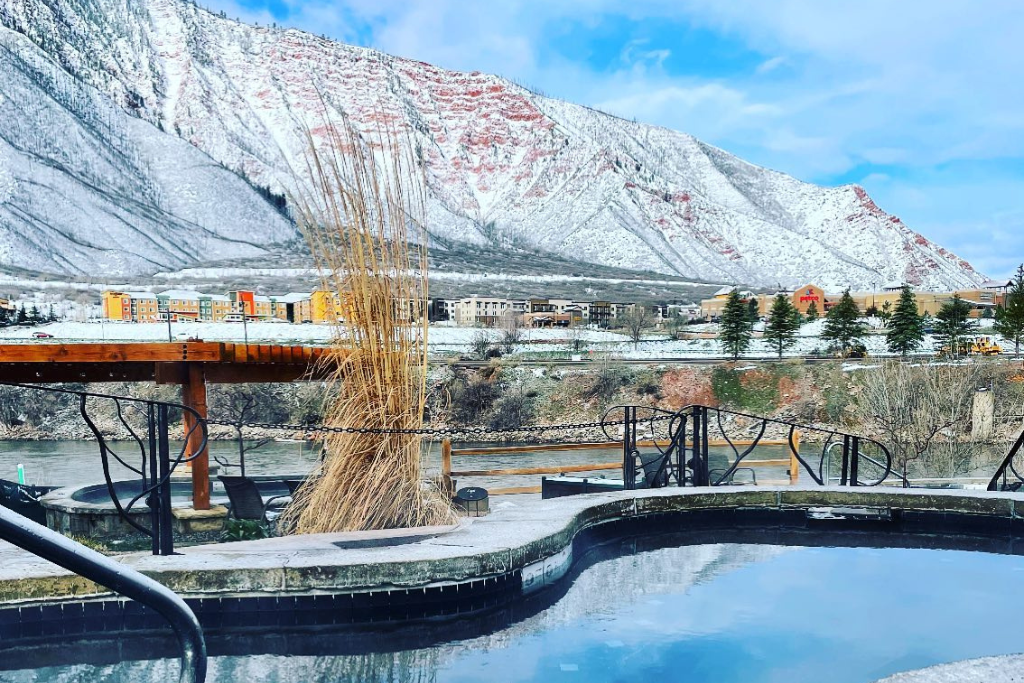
[{"xmin": 440, "ymin": 435, "xmax": 802, "ymax": 496}]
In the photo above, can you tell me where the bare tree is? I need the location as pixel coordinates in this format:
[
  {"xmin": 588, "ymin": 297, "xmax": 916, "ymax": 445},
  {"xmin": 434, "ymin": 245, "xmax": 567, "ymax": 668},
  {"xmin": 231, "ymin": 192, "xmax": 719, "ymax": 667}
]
[
  {"xmin": 855, "ymin": 362, "xmax": 983, "ymax": 484},
  {"xmin": 209, "ymin": 384, "xmax": 290, "ymax": 476},
  {"xmin": 567, "ymin": 322, "xmax": 588, "ymax": 354},
  {"xmin": 621, "ymin": 307, "xmax": 652, "ymax": 349},
  {"xmin": 499, "ymin": 311, "xmax": 524, "ymax": 355}
]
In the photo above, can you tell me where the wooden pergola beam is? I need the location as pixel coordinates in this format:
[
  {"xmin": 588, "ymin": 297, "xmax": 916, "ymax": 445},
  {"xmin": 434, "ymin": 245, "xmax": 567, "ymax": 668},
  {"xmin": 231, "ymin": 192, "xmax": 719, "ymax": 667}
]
[{"xmin": 0, "ymin": 342, "xmax": 339, "ymax": 510}]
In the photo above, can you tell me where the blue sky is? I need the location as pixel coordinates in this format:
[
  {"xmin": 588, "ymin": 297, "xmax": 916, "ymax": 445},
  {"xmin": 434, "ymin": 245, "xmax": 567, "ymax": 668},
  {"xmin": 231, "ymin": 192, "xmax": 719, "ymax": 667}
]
[{"xmin": 206, "ymin": 0, "xmax": 1024, "ymax": 279}]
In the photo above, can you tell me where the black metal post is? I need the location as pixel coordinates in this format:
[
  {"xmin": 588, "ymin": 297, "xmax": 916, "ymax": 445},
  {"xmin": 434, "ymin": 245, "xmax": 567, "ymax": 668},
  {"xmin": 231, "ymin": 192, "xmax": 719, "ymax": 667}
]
[
  {"xmin": 157, "ymin": 404, "xmax": 175, "ymax": 555},
  {"xmin": 839, "ymin": 435, "xmax": 850, "ymax": 486},
  {"xmin": 688, "ymin": 407, "xmax": 710, "ymax": 486},
  {"xmin": 147, "ymin": 402, "xmax": 160, "ymax": 556},
  {"xmin": 850, "ymin": 436, "xmax": 860, "ymax": 487},
  {"xmin": 700, "ymin": 407, "xmax": 710, "ymax": 486},
  {"xmin": 621, "ymin": 407, "xmax": 632, "ymax": 489}
]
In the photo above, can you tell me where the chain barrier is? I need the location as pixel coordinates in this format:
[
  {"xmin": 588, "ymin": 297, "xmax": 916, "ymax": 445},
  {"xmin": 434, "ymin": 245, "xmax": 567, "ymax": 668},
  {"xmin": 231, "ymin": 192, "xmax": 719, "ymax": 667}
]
[{"xmin": 205, "ymin": 413, "xmax": 674, "ymax": 438}]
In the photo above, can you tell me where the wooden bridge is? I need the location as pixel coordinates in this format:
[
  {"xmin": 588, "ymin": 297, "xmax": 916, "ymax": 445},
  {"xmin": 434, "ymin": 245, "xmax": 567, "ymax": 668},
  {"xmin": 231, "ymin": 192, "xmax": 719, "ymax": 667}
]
[{"xmin": 0, "ymin": 342, "xmax": 335, "ymax": 509}]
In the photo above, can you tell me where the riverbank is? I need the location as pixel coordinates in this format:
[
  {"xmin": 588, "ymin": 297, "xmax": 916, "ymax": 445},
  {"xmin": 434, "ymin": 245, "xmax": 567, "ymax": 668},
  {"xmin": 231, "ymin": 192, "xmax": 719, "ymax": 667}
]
[{"xmin": 2, "ymin": 359, "xmax": 1021, "ymax": 482}]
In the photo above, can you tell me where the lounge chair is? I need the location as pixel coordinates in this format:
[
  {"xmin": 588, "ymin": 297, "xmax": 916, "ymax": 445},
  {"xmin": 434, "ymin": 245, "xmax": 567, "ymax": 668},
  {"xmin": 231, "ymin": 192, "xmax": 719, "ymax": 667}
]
[
  {"xmin": 709, "ymin": 467, "xmax": 757, "ymax": 486},
  {"xmin": 218, "ymin": 476, "xmax": 291, "ymax": 524},
  {"xmin": 636, "ymin": 451, "xmax": 671, "ymax": 488}
]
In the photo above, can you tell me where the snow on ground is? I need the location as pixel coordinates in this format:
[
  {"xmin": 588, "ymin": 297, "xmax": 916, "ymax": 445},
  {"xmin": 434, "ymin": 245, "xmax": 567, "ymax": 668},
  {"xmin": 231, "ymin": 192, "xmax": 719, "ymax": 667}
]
[
  {"xmin": 2, "ymin": 319, "xmax": 1012, "ymax": 363},
  {"xmin": 0, "ymin": 321, "xmax": 632, "ymax": 348}
]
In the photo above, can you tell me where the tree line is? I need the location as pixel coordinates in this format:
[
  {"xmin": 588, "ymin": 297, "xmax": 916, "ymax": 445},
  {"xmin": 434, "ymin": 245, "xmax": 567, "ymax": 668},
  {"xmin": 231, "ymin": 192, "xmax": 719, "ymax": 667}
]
[
  {"xmin": 716, "ymin": 264, "xmax": 1024, "ymax": 359},
  {"xmin": 0, "ymin": 303, "xmax": 60, "ymax": 326}
]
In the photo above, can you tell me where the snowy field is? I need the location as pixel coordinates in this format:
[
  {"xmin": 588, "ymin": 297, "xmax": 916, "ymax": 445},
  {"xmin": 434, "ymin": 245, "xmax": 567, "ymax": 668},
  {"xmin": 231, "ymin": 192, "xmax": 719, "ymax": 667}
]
[{"xmin": 0, "ymin": 318, "xmax": 1011, "ymax": 361}]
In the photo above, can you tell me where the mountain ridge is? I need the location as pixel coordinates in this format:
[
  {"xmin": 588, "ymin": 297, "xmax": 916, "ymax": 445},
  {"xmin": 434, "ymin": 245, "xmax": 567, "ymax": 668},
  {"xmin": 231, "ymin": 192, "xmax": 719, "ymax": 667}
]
[{"xmin": 0, "ymin": 0, "xmax": 987, "ymax": 290}]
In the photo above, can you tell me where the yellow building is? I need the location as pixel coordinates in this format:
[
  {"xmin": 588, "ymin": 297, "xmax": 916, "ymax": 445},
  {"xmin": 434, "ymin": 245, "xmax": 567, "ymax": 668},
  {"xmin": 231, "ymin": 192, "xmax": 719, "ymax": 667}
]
[
  {"xmin": 253, "ymin": 295, "xmax": 273, "ymax": 320},
  {"xmin": 102, "ymin": 291, "xmax": 160, "ymax": 322},
  {"xmin": 102, "ymin": 291, "xmax": 132, "ymax": 321},
  {"xmin": 699, "ymin": 287, "xmax": 757, "ymax": 319},
  {"xmin": 311, "ymin": 290, "xmax": 343, "ymax": 324}
]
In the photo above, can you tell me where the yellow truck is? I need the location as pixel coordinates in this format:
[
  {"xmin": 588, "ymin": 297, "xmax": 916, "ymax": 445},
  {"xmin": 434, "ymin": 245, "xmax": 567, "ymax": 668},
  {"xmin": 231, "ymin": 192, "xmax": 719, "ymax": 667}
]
[{"xmin": 938, "ymin": 336, "xmax": 1002, "ymax": 357}]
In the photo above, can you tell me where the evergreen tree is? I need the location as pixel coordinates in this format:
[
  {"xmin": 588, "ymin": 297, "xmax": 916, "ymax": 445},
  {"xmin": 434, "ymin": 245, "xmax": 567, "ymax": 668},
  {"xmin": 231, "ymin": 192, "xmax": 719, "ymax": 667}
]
[
  {"xmin": 28, "ymin": 304, "xmax": 39, "ymax": 323},
  {"xmin": 805, "ymin": 300, "xmax": 819, "ymax": 320},
  {"xmin": 886, "ymin": 285, "xmax": 924, "ymax": 356},
  {"xmin": 995, "ymin": 264, "xmax": 1024, "ymax": 357},
  {"xmin": 879, "ymin": 300, "xmax": 893, "ymax": 328},
  {"xmin": 719, "ymin": 290, "xmax": 753, "ymax": 360},
  {"xmin": 763, "ymin": 294, "xmax": 801, "ymax": 358},
  {"xmin": 822, "ymin": 289, "xmax": 867, "ymax": 356},
  {"xmin": 933, "ymin": 294, "xmax": 977, "ymax": 358},
  {"xmin": 746, "ymin": 298, "xmax": 760, "ymax": 323},
  {"xmin": 16, "ymin": 305, "xmax": 26, "ymax": 324}
]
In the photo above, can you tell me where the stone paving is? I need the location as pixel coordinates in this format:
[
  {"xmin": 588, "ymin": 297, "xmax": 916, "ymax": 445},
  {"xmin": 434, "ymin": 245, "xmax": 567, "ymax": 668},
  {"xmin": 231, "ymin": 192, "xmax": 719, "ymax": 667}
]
[
  {"xmin": 3, "ymin": 486, "xmax": 1024, "ymax": 603},
  {"xmin": 875, "ymin": 655, "xmax": 1024, "ymax": 682}
]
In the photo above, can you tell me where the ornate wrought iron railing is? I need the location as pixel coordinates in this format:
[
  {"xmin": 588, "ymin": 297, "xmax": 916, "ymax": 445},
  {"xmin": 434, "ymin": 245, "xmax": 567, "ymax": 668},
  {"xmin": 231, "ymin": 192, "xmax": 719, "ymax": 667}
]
[
  {"xmin": 988, "ymin": 428, "xmax": 1024, "ymax": 491},
  {"xmin": 0, "ymin": 382, "xmax": 207, "ymax": 555},
  {"xmin": 602, "ymin": 404, "xmax": 894, "ymax": 489}
]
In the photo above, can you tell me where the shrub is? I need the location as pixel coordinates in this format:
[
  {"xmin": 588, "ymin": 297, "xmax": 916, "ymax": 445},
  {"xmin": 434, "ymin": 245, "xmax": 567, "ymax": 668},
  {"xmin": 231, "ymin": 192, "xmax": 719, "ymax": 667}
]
[
  {"xmin": 451, "ymin": 378, "xmax": 500, "ymax": 423},
  {"xmin": 582, "ymin": 365, "xmax": 630, "ymax": 401},
  {"xmin": 710, "ymin": 367, "xmax": 778, "ymax": 414},
  {"xmin": 489, "ymin": 393, "xmax": 536, "ymax": 431},
  {"xmin": 634, "ymin": 369, "xmax": 662, "ymax": 399},
  {"xmin": 221, "ymin": 519, "xmax": 269, "ymax": 542},
  {"xmin": 470, "ymin": 331, "xmax": 492, "ymax": 360}
]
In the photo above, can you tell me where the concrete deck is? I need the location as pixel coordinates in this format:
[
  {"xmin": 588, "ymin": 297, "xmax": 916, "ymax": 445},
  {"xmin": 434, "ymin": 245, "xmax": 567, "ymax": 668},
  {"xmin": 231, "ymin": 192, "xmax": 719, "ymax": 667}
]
[
  {"xmin": 875, "ymin": 654, "xmax": 1024, "ymax": 682},
  {"xmin": 3, "ymin": 486, "xmax": 1024, "ymax": 604}
]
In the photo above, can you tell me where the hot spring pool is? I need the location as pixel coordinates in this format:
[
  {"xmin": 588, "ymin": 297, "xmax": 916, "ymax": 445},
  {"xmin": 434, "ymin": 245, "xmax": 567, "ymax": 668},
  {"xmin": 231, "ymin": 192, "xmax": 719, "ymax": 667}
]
[{"xmin": 5, "ymin": 533, "xmax": 1022, "ymax": 683}]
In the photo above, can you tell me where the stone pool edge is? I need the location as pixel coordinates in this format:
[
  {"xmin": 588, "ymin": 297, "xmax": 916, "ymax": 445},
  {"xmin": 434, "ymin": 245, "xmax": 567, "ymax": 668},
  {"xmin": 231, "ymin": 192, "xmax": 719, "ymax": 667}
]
[{"xmin": 3, "ymin": 486, "xmax": 1024, "ymax": 604}]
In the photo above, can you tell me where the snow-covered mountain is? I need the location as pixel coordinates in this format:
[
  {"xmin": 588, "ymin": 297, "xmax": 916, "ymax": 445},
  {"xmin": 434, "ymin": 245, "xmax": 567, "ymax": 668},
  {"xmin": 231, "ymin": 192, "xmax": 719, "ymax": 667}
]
[
  {"xmin": 0, "ymin": 0, "xmax": 986, "ymax": 289},
  {"xmin": 0, "ymin": 22, "xmax": 295, "ymax": 276}
]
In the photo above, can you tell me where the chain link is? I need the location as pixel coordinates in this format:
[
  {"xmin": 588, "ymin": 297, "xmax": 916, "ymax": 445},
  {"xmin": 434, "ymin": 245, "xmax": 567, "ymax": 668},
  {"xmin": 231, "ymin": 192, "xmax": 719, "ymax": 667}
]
[{"xmin": 205, "ymin": 413, "xmax": 673, "ymax": 437}]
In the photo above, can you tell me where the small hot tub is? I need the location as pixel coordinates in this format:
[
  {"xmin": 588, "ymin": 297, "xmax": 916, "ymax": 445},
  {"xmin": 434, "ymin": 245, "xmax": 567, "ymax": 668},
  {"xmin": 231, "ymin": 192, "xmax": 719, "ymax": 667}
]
[{"xmin": 40, "ymin": 475, "xmax": 304, "ymax": 537}]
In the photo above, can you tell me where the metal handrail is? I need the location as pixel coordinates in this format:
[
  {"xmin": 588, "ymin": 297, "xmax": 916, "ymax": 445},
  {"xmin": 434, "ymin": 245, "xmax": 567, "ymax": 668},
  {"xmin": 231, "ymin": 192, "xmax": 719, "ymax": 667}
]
[{"xmin": 0, "ymin": 505, "xmax": 206, "ymax": 682}]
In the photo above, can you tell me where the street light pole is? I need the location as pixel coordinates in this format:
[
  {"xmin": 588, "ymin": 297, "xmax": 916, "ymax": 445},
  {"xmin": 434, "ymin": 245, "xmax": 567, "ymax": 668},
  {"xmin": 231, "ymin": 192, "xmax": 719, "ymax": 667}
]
[{"xmin": 160, "ymin": 302, "xmax": 172, "ymax": 342}]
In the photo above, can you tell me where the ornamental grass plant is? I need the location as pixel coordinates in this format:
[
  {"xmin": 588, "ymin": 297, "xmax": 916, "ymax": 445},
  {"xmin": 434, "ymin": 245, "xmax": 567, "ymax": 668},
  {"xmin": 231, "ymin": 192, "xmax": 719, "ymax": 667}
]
[{"xmin": 280, "ymin": 115, "xmax": 455, "ymax": 533}]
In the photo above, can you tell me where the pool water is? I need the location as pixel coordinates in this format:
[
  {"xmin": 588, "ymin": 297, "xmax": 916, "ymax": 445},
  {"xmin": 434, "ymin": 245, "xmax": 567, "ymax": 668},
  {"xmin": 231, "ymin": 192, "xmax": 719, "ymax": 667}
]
[{"xmin": 6, "ymin": 541, "xmax": 1022, "ymax": 683}]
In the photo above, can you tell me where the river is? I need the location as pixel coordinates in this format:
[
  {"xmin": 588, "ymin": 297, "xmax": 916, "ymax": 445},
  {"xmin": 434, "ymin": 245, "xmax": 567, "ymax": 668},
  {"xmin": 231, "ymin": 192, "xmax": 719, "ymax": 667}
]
[{"xmin": 0, "ymin": 440, "xmax": 798, "ymax": 492}]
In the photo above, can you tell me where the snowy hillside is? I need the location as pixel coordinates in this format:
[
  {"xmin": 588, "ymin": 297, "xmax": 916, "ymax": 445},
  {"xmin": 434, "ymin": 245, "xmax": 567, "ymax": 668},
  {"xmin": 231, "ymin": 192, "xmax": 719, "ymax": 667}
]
[
  {"xmin": 0, "ymin": 0, "xmax": 987, "ymax": 289},
  {"xmin": 0, "ymin": 25, "xmax": 295, "ymax": 275}
]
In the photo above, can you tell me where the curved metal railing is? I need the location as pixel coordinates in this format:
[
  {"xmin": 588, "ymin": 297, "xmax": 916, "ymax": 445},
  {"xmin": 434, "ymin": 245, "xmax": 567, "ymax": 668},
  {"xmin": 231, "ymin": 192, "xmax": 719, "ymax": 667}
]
[
  {"xmin": 988, "ymin": 428, "xmax": 1024, "ymax": 491},
  {"xmin": 601, "ymin": 404, "xmax": 893, "ymax": 488},
  {"xmin": 0, "ymin": 504, "xmax": 206, "ymax": 682},
  {"xmin": 0, "ymin": 383, "xmax": 207, "ymax": 555}
]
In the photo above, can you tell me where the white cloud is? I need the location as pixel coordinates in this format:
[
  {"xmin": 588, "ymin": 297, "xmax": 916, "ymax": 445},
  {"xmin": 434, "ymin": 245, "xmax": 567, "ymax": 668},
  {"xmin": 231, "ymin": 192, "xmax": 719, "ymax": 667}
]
[{"xmin": 754, "ymin": 56, "xmax": 786, "ymax": 75}]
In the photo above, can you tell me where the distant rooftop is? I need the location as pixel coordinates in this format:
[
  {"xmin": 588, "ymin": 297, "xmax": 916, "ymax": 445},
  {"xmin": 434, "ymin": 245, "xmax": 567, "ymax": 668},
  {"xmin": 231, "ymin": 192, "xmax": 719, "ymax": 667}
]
[{"xmin": 158, "ymin": 289, "xmax": 203, "ymax": 299}]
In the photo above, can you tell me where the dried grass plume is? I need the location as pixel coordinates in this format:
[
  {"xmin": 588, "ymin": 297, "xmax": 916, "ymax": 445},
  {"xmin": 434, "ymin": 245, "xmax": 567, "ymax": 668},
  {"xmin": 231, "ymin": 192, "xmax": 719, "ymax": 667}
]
[{"xmin": 281, "ymin": 115, "xmax": 455, "ymax": 533}]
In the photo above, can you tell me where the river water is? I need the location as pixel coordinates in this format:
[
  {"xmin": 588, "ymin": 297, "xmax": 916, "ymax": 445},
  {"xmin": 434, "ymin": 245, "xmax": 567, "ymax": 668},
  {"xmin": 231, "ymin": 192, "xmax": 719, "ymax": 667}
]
[{"xmin": 0, "ymin": 440, "xmax": 797, "ymax": 492}]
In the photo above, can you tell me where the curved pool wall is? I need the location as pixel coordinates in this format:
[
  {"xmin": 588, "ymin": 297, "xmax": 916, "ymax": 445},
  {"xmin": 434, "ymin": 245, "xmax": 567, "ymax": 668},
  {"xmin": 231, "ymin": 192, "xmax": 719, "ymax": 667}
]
[
  {"xmin": 3, "ymin": 488, "xmax": 1024, "ymax": 637},
  {"xmin": 39, "ymin": 476, "xmax": 302, "ymax": 537}
]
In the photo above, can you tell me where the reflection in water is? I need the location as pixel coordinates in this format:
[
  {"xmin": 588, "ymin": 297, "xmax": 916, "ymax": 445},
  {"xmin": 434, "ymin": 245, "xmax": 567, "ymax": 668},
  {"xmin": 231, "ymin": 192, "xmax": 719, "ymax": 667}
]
[{"xmin": 8, "ymin": 542, "xmax": 1024, "ymax": 683}]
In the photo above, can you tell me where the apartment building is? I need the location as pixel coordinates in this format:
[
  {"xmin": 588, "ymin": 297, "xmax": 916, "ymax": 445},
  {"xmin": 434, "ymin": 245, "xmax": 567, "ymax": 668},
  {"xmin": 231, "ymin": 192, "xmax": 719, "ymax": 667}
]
[{"xmin": 453, "ymin": 296, "xmax": 514, "ymax": 326}]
